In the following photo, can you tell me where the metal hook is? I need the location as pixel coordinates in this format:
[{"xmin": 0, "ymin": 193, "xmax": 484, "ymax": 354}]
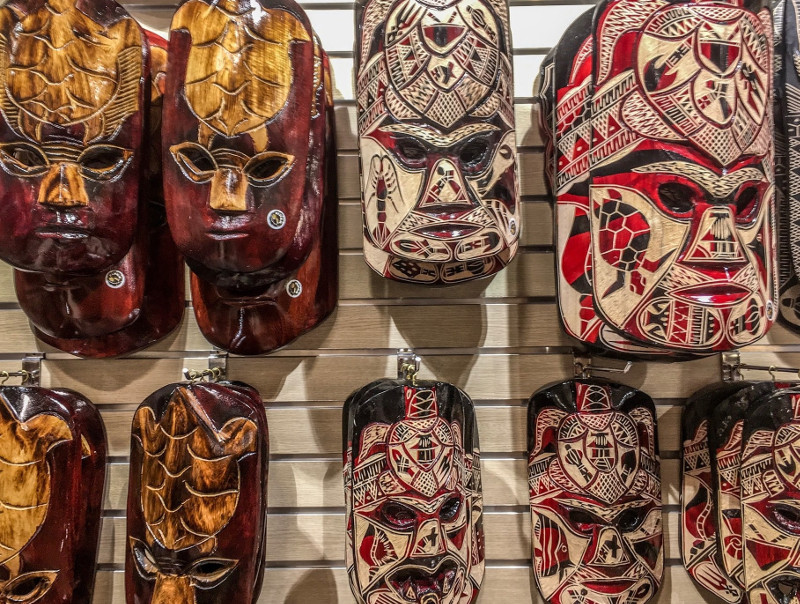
[
  {"xmin": 722, "ymin": 351, "xmax": 800, "ymax": 382},
  {"xmin": 573, "ymin": 353, "xmax": 632, "ymax": 379},
  {"xmin": 397, "ymin": 349, "xmax": 421, "ymax": 386},
  {"xmin": 183, "ymin": 351, "xmax": 228, "ymax": 384},
  {"xmin": 769, "ymin": 365, "xmax": 777, "ymax": 381}
]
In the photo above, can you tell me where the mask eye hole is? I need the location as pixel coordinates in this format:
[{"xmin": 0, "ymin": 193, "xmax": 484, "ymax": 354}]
[
  {"xmin": 395, "ymin": 137, "xmax": 427, "ymax": 165},
  {"xmin": 0, "ymin": 143, "xmax": 48, "ymax": 176},
  {"xmin": 735, "ymin": 186, "xmax": 759, "ymax": 219},
  {"xmin": 772, "ymin": 503, "xmax": 800, "ymax": 534},
  {"xmin": 78, "ymin": 145, "xmax": 132, "ymax": 181},
  {"xmin": 439, "ymin": 496, "xmax": 462, "ymax": 522},
  {"xmin": 459, "ymin": 138, "xmax": 490, "ymax": 168},
  {"xmin": 171, "ymin": 143, "xmax": 216, "ymax": 182},
  {"xmin": 245, "ymin": 152, "xmax": 294, "ymax": 185},
  {"xmin": 657, "ymin": 182, "xmax": 695, "ymax": 214},
  {"xmin": 131, "ymin": 540, "xmax": 159, "ymax": 579},
  {"xmin": 380, "ymin": 501, "xmax": 418, "ymax": 529},
  {"xmin": 188, "ymin": 557, "xmax": 238, "ymax": 588},
  {"xmin": 566, "ymin": 508, "xmax": 597, "ymax": 533},
  {"xmin": 5, "ymin": 572, "xmax": 55, "ymax": 602},
  {"xmin": 616, "ymin": 508, "xmax": 645, "ymax": 532}
]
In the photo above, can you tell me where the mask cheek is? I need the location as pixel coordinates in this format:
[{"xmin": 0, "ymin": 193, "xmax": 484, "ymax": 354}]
[
  {"xmin": 531, "ymin": 506, "xmax": 586, "ymax": 599},
  {"xmin": 625, "ymin": 507, "xmax": 664, "ymax": 574}
]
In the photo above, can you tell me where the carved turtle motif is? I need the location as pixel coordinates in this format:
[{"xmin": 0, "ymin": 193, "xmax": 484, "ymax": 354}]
[{"xmin": 0, "ymin": 0, "xmax": 142, "ymax": 143}]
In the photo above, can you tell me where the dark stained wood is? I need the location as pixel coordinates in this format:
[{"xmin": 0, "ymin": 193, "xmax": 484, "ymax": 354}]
[{"xmin": 125, "ymin": 382, "xmax": 269, "ymax": 604}]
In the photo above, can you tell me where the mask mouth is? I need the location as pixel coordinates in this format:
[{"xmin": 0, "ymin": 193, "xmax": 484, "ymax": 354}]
[
  {"xmin": 387, "ymin": 556, "xmax": 460, "ymax": 603},
  {"xmin": 768, "ymin": 573, "xmax": 800, "ymax": 604},
  {"xmin": 582, "ymin": 578, "xmax": 639, "ymax": 595},
  {"xmin": 35, "ymin": 226, "xmax": 90, "ymax": 240},
  {"xmin": 413, "ymin": 224, "xmax": 482, "ymax": 240}
]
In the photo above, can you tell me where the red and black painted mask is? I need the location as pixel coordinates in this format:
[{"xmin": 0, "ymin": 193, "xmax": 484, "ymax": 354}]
[
  {"xmin": 126, "ymin": 381, "xmax": 269, "ymax": 604},
  {"xmin": 164, "ymin": 0, "xmax": 337, "ymax": 355},
  {"xmin": 343, "ymin": 379, "xmax": 485, "ymax": 604},
  {"xmin": 527, "ymin": 379, "xmax": 663, "ymax": 604},
  {"xmin": 0, "ymin": 385, "xmax": 106, "ymax": 603},
  {"xmin": 0, "ymin": 2, "xmax": 184, "ymax": 357},
  {"xmin": 681, "ymin": 382, "xmax": 751, "ymax": 603},
  {"xmin": 355, "ymin": 0, "xmax": 520, "ymax": 285},
  {"xmin": 538, "ymin": 0, "xmax": 777, "ymax": 355},
  {"xmin": 740, "ymin": 387, "xmax": 800, "ymax": 604}
]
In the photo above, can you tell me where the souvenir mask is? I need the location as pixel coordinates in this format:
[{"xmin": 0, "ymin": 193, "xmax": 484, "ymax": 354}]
[
  {"xmin": 164, "ymin": 0, "xmax": 337, "ymax": 355},
  {"xmin": 126, "ymin": 382, "xmax": 269, "ymax": 604},
  {"xmin": 740, "ymin": 386, "xmax": 800, "ymax": 604},
  {"xmin": 527, "ymin": 379, "xmax": 663, "ymax": 604},
  {"xmin": 708, "ymin": 381, "xmax": 784, "ymax": 590},
  {"xmin": 354, "ymin": 0, "xmax": 520, "ymax": 285},
  {"xmin": 681, "ymin": 382, "xmax": 749, "ymax": 603},
  {"xmin": 0, "ymin": 7, "xmax": 184, "ymax": 357},
  {"xmin": 775, "ymin": 0, "xmax": 800, "ymax": 331},
  {"xmin": 0, "ymin": 385, "xmax": 106, "ymax": 603},
  {"xmin": 538, "ymin": 0, "xmax": 777, "ymax": 354},
  {"xmin": 343, "ymin": 379, "xmax": 485, "ymax": 604}
]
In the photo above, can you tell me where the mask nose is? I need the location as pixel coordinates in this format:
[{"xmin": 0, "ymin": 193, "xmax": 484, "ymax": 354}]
[
  {"xmin": 37, "ymin": 163, "xmax": 89, "ymax": 208},
  {"xmin": 417, "ymin": 158, "xmax": 477, "ymax": 213},
  {"xmin": 589, "ymin": 526, "xmax": 630, "ymax": 567},
  {"xmin": 412, "ymin": 518, "xmax": 447, "ymax": 557},
  {"xmin": 151, "ymin": 573, "xmax": 195, "ymax": 604},
  {"xmin": 210, "ymin": 168, "xmax": 248, "ymax": 213},
  {"xmin": 684, "ymin": 206, "xmax": 746, "ymax": 265}
]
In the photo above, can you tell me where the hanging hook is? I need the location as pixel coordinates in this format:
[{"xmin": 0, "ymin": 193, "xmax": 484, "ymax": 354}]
[
  {"xmin": 397, "ymin": 349, "xmax": 421, "ymax": 386},
  {"xmin": 573, "ymin": 352, "xmax": 631, "ymax": 379}
]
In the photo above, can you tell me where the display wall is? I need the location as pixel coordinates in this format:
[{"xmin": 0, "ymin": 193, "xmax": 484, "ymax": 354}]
[{"xmin": 0, "ymin": 0, "xmax": 795, "ymax": 601}]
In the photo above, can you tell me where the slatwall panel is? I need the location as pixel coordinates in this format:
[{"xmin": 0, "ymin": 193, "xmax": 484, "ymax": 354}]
[{"xmin": 1, "ymin": 1, "xmax": 796, "ymax": 603}]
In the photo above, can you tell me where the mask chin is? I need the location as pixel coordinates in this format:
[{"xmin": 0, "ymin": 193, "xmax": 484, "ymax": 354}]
[
  {"xmin": 386, "ymin": 556, "xmax": 461, "ymax": 604},
  {"xmin": 767, "ymin": 574, "xmax": 800, "ymax": 604}
]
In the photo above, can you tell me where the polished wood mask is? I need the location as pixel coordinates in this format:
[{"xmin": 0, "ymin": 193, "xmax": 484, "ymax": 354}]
[
  {"xmin": 0, "ymin": 386, "xmax": 107, "ymax": 603},
  {"xmin": 343, "ymin": 379, "xmax": 485, "ymax": 604},
  {"xmin": 355, "ymin": 0, "xmax": 519, "ymax": 284},
  {"xmin": 527, "ymin": 379, "xmax": 663, "ymax": 604},
  {"xmin": 538, "ymin": 0, "xmax": 776, "ymax": 355},
  {"xmin": 163, "ymin": 0, "xmax": 337, "ymax": 355},
  {"xmin": 125, "ymin": 382, "xmax": 269, "ymax": 604},
  {"xmin": 0, "ymin": 0, "xmax": 184, "ymax": 357}
]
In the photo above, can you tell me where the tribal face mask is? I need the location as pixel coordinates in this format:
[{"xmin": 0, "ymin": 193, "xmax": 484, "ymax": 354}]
[
  {"xmin": 344, "ymin": 379, "xmax": 484, "ymax": 604},
  {"xmin": 528, "ymin": 379, "xmax": 663, "ymax": 604},
  {"xmin": 355, "ymin": 0, "xmax": 519, "ymax": 284},
  {"xmin": 538, "ymin": 0, "xmax": 776, "ymax": 354}
]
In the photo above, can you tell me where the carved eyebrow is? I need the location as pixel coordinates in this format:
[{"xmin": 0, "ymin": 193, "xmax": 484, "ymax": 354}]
[
  {"xmin": 380, "ymin": 123, "xmax": 499, "ymax": 147},
  {"xmin": 632, "ymin": 161, "xmax": 765, "ymax": 198}
]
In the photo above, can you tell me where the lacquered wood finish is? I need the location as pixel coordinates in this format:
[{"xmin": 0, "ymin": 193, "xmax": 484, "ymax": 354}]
[
  {"xmin": 354, "ymin": 0, "xmax": 519, "ymax": 285},
  {"xmin": 163, "ymin": 0, "xmax": 337, "ymax": 356},
  {"xmin": 527, "ymin": 379, "xmax": 663, "ymax": 604},
  {"xmin": 537, "ymin": 0, "xmax": 777, "ymax": 356},
  {"xmin": 125, "ymin": 381, "xmax": 269, "ymax": 604},
  {"xmin": 680, "ymin": 382, "xmax": 749, "ymax": 603},
  {"xmin": 740, "ymin": 387, "xmax": 800, "ymax": 604},
  {"xmin": 0, "ymin": 3, "xmax": 184, "ymax": 357},
  {"xmin": 343, "ymin": 378, "xmax": 485, "ymax": 604},
  {"xmin": 0, "ymin": 385, "xmax": 106, "ymax": 603}
]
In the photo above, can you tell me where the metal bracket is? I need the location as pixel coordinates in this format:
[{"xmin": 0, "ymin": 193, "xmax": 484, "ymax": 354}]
[
  {"xmin": 573, "ymin": 353, "xmax": 632, "ymax": 379},
  {"xmin": 721, "ymin": 350, "xmax": 800, "ymax": 382},
  {"xmin": 397, "ymin": 349, "xmax": 421, "ymax": 384},
  {"xmin": 183, "ymin": 351, "xmax": 228, "ymax": 383},
  {"xmin": 0, "ymin": 353, "xmax": 44, "ymax": 387}
]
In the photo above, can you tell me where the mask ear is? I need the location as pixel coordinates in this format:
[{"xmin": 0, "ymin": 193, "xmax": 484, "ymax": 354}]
[{"xmin": 3, "ymin": 569, "xmax": 57, "ymax": 603}]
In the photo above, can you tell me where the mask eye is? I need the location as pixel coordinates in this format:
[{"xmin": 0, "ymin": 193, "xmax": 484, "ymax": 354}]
[
  {"xmin": 245, "ymin": 152, "xmax": 294, "ymax": 185},
  {"xmin": 0, "ymin": 143, "xmax": 48, "ymax": 176},
  {"xmin": 566, "ymin": 508, "xmax": 598, "ymax": 534},
  {"xmin": 78, "ymin": 145, "xmax": 132, "ymax": 181},
  {"xmin": 657, "ymin": 182, "xmax": 695, "ymax": 215},
  {"xmin": 379, "ymin": 501, "xmax": 418, "ymax": 529},
  {"xmin": 130, "ymin": 539, "xmax": 159, "ymax": 579},
  {"xmin": 771, "ymin": 503, "xmax": 800, "ymax": 534},
  {"xmin": 188, "ymin": 557, "xmax": 238, "ymax": 588},
  {"xmin": 439, "ymin": 496, "xmax": 462, "ymax": 522},
  {"xmin": 459, "ymin": 138, "xmax": 491, "ymax": 169},
  {"xmin": 735, "ymin": 186, "xmax": 759, "ymax": 219},
  {"xmin": 616, "ymin": 508, "xmax": 646, "ymax": 532},
  {"xmin": 4, "ymin": 571, "xmax": 56, "ymax": 602},
  {"xmin": 171, "ymin": 142, "xmax": 216, "ymax": 183},
  {"xmin": 394, "ymin": 137, "xmax": 427, "ymax": 166}
]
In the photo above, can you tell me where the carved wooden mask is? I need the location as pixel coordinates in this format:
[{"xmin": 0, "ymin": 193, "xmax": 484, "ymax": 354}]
[
  {"xmin": 740, "ymin": 387, "xmax": 800, "ymax": 604},
  {"xmin": 527, "ymin": 379, "xmax": 663, "ymax": 604},
  {"xmin": 0, "ymin": 386, "xmax": 106, "ymax": 604},
  {"xmin": 681, "ymin": 382, "xmax": 750, "ymax": 603},
  {"xmin": 343, "ymin": 379, "xmax": 485, "ymax": 604},
  {"xmin": 538, "ymin": 0, "xmax": 777, "ymax": 355},
  {"xmin": 355, "ymin": 0, "xmax": 519, "ymax": 285},
  {"xmin": 126, "ymin": 382, "xmax": 269, "ymax": 604},
  {"xmin": 164, "ymin": 0, "xmax": 337, "ymax": 355},
  {"xmin": 0, "ymin": 5, "xmax": 184, "ymax": 357}
]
